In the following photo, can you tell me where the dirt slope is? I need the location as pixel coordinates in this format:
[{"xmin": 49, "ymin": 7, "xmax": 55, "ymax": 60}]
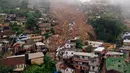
[{"xmin": 47, "ymin": 0, "xmax": 96, "ymax": 50}]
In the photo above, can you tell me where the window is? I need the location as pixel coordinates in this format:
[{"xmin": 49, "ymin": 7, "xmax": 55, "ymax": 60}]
[
  {"xmin": 92, "ymin": 66, "xmax": 95, "ymax": 70},
  {"xmin": 82, "ymin": 56, "xmax": 84, "ymax": 59},
  {"xmin": 92, "ymin": 60, "xmax": 94, "ymax": 63},
  {"xmin": 66, "ymin": 69, "xmax": 68, "ymax": 71},
  {"xmin": 124, "ymin": 70, "xmax": 127, "ymax": 73},
  {"xmin": 118, "ymin": 65, "xmax": 121, "ymax": 67}
]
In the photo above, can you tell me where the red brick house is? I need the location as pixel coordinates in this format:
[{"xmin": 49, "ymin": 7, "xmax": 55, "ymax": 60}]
[{"xmin": 2, "ymin": 55, "xmax": 26, "ymax": 72}]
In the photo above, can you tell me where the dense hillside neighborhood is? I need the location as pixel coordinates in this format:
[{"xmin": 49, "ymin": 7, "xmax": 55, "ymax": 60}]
[{"xmin": 0, "ymin": 0, "xmax": 130, "ymax": 73}]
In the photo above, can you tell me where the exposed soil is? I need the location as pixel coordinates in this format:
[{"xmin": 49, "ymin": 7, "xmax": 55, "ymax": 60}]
[{"xmin": 48, "ymin": 0, "xmax": 96, "ymax": 51}]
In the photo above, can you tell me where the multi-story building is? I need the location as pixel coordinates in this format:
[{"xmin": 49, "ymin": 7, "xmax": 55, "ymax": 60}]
[
  {"xmin": 87, "ymin": 40, "xmax": 103, "ymax": 48},
  {"xmin": 72, "ymin": 52, "xmax": 99, "ymax": 73}
]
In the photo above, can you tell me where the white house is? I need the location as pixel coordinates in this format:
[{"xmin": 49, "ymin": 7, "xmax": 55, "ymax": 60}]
[
  {"xmin": 63, "ymin": 51, "xmax": 74, "ymax": 59},
  {"xmin": 94, "ymin": 47, "xmax": 105, "ymax": 53},
  {"xmin": 123, "ymin": 40, "xmax": 130, "ymax": 46},
  {"xmin": 87, "ymin": 41, "xmax": 103, "ymax": 48},
  {"xmin": 105, "ymin": 51, "xmax": 123, "ymax": 58},
  {"xmin": 64, "ymin": 68, "xmax": 74, "ymax": 73}
]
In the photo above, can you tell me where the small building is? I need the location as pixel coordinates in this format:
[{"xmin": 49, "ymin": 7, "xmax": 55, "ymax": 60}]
[
  {"xmin": 4, "ymin": 14, "xmax": 16, "ymax": 22},
  {"xmin": 123, "ymin": 32, "xmax": 130, "ymax": 40},
  {"xmin": 94, "ymin": 47, "xmax": 105, "ymax": 53},
  {"xmin": 29, "ymin": 34, "xmax": 42, "ymax": 42},
  {"xmin": 64, "ymin": 68, "xmax": 74, "ymax": 73},
  {"xmin": 102, "ymin": 43, "xmax": 116, "ymax": 51},
  {"xmin": 119, "ymin": 46, "xmax": 130, "ymax": 60},
  {"xmin": 0, "ymin": 30, "xmax": 15, "ymax": 38},
  {"xmin": 105, "ymin": 51, "xmax": 123, "ymax": 58},
  {"xmin": 35, "ymin": 42, "xmax": 45, "ymax": 51},
  {"xmin": 87, "ymin": 40, "xmax": 103, "ymax": 48},
  {"xmin": 28, "ymin": 52, "xmax": 44, "ymax": 65},
  {"xmin": 123, "ymin": 40, "xmax": 130, "ymax": 46},
  {"xmin": 63, "ymin": 51, "xmax": 74, "ymax": 59},
  {"xmin": 2, "ymin": 55, "xmax": 26, "ymax": 72}
]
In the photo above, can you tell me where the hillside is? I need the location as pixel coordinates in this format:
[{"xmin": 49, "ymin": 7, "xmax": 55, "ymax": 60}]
[{"xmin": 47, "ymin": 0, "xmax": 96, "ymax": 50}]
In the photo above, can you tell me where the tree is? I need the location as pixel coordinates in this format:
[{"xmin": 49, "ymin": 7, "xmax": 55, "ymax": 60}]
[
  {"xmin": 25, "ymin": 16, "xmax": 37, "ymax": 30},
  {"xmin": 0, "ymin": 65, "xmax": 12, "ymax": 73},
  {"xmin": 88, "ymin": 13, "xmax": 126, "ymax": 43},
  {"xmin": 85, "ymin": 45, "xmax": 93, "ymax": 53},
  {"xmin": 10, "ymin": 22, "xmax": 23, "ymax": 35},
  {"xmin": 76, "ymin": 39, "xmax": 83, "ymax": 49},
  {"xmin": 20, "ymin": 0, "xmax": 28, "ymax": 9}
]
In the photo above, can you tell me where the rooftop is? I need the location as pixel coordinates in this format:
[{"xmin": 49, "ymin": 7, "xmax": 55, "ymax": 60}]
[
  {"xmin": 94, "ymin": 47, "xmax": 105, "ymax": 52},
  {"xmin": 36, "ymin": 42, "xmax": 45, "ymax": 46},
  {"xmin": 28, "ymin": 52, "xmax": 44, "ymax": 59},
  {"xmin": 106, "ymin": 52, "xmax": 123, "ymax": 56},
  {"xmin": 7, "ymin": 55, "xmax": 25, "ymax": 58},
  {"xmin": 119, "ymin": 46, "xmax": 130, "ymax": 50},
  {"xmin": 123, "ymin": 40, "xmax": 130, "ymax": 43},
  {"xmin": 3, "ymin": 55, "xmax": 25, "ymax": 66},
  {"xmin": 73, "ymin": 52, "xmax": 98, "ymax": 57}
]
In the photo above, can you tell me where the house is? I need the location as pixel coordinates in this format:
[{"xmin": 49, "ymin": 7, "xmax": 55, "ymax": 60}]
[
  {"xmin": 67, "ymin": 39, "xmax": 77, "ymax": 49},
  {"xmin": 119, "ymin": 46, "xmax": 130, "ymax": 61},
  {"xmin": 72, "ymin": 52, "xmax": 99, "ymax": 73},
  {"xmin": 123, "ymin": 32, "xmax": 130, "ymax": 40},
  {"xmin": 16, "ymin": 34, "xmax": 30, "ymax": 42},
  {"xmin": 56, "ymin": 62, "xmax": 74, "ymax": 73},
  {"xmin": 4, "ymin": 14, "xmax": 16, "ymax": 22},
  {"xmin": 102, "ymin": 43, "xmax": 116, "ymax": 51},
  {"xmin": 0, "ymin": 30, "xmax": 15, "ymax": 38},
  {"xmin": 0, "ymin": 23, "xmax": 10, "ymax": 30},
  {"xmin": 38, "ymin": 23, "xmax": 52, "ymax": 36},
  {"xmin": 12, "ymin": 40, "xmax": 36, "ymax": 55},
  {"xmin": 63, "ymin": 51, "xmax": 74, "ymax": 59},
  {"xmin": 35, "ymin": 42, "xmax": 45, "ymax": 52},
  {"xmin": 2, "ymin": 55, "xmax": 26, "ymax": 72},
  {"xmin": 123, "ymin": 40, "xmax": 130, "ymax": 46},
  {"xmin": 0, "ymin": 13, "xmax": 7, "ymax": 16},
  {"xmin": 38, "ymin": 23, "xmax": 51, "ymax": 29},
  {"xmin": 123, "ymin": 32, "xmax": 130, "ymax": 46},
  {"xmin": 94, "ymin": 47, "xmax": 106, "ymax": 55},
  {"xmin": 28, "ymin": 52, "xmax": 44, "ymax": 65},
  {"xmin": 105, "ymin": 51, "xmax": 123, "ymax": 58},
  {"xmin": 29, "ymin": 34, "xmax": 42, "ymax": 42},
  {"xmin": 87, "ymin": 40, "xmax": 103, "ymax": 48}
]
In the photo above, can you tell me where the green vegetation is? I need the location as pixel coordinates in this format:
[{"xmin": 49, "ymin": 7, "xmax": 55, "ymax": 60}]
[
  {"xmin": 88, "ymin": 13, "xmax": 126, "ymax": 43},
  {"xmin": 24, "ymin": 55, "xmax": 56, "ymax": 73},
  {"xmin": 0, "ymin": 0, "xmax": 29, "ymax": 17},
  {"xmin": 85, "ymin": 4, "xmax": 126, "ymax": 43},
  {"xmin": 43, "ymin": 32, "xmax": 51, "ymax": 39},
  {"xmin": 25, "ymin": 10, "xmax": 41, "ymax": 30},
  {"xmin": 10, "ymin": 22, "xmax": 23, "ymax": 34},
  {"xmin": 76, "ymin": 39, "xmax": 83, "ymax": 49},
  {"xmin": 0, "ymin": 65, "xmax": 12, "ymax": 73}
]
